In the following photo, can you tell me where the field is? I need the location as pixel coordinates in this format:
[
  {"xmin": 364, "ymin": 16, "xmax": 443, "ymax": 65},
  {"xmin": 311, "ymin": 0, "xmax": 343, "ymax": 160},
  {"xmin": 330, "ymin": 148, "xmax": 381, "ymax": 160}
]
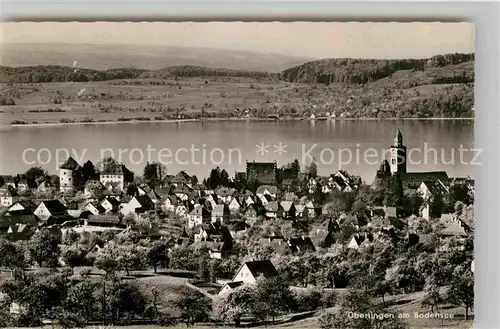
[{"xmin": 0, "ymin": 73, "xmax": 471, "ymax": 125}]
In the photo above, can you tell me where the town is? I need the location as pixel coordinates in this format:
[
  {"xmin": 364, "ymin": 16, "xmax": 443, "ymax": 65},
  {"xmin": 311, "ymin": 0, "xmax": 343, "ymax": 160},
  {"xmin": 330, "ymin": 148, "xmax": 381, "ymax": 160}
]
[{"xmin": 0, "ymin": 130, "xmax": 474, "ymax": 328}]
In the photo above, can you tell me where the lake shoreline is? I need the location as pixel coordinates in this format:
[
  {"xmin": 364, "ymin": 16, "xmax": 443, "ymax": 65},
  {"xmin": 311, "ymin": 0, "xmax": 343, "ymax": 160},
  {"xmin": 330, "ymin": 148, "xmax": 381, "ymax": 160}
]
[{"xmin": 1, "ymin": 116, "xmax": 476, "ymax": 128}]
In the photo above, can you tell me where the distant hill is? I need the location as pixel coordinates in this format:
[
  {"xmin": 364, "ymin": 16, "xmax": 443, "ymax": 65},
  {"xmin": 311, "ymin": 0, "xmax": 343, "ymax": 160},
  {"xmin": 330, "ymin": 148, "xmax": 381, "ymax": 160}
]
[
  {"xmin": 0, "ymin": 43, "xmax": 312, "ymax": 73},
  {"xmin": 0, "ymin": 65, "xmax": 276, "ymax": 83},
  {"xmin": 281, "ymin": 53, "xmax": 475, "ymax": 85}
]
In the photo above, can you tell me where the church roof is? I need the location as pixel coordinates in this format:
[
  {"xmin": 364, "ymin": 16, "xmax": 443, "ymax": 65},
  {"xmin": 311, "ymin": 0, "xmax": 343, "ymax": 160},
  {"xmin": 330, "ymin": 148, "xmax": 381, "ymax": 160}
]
[{"xmin": 400, "ymin": 172, "xmax": 449, "ymax": 189}]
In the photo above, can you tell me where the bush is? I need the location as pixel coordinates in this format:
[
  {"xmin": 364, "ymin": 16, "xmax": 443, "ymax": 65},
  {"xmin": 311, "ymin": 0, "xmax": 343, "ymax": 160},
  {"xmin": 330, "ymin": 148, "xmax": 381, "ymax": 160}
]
[{"xmin": 296, "ymin": 289, "xmax": 323, "ymax": 312}]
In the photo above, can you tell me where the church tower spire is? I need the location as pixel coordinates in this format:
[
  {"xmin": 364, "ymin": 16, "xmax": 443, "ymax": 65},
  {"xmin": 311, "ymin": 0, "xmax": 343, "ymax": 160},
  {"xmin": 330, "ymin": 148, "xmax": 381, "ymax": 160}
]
[{"xmin": 390, "ymin": 129, "xmax": 407, "ymax": 174}]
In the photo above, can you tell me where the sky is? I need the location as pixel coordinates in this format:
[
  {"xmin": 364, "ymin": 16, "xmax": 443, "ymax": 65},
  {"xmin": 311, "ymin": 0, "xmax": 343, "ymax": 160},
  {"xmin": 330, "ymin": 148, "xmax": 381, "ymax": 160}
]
[{"xmin": 1, "ymin": 22, "xmax": 475, "ymax": 59}]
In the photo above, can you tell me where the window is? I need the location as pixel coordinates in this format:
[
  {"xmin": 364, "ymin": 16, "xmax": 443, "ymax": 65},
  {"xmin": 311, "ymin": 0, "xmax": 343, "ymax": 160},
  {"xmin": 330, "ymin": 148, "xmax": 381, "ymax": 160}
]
[{"xmin": 391, "ymin": 158, "xmax": 396, "ymax": 165}]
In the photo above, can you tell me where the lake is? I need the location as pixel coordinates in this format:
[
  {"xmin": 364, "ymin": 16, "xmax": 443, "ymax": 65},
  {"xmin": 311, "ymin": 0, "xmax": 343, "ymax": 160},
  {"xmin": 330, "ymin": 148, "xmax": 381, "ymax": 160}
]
[{"xmin": 0, "ymin": 119, "xmax": 475, "ymax": 184}]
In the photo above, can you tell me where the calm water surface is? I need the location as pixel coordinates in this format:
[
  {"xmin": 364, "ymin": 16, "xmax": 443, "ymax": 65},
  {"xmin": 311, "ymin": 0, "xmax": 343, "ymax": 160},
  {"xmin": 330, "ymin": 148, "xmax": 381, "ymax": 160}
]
[{"xmin": 0, "ymin": 120, "xmax": 475, "ymax": 183}]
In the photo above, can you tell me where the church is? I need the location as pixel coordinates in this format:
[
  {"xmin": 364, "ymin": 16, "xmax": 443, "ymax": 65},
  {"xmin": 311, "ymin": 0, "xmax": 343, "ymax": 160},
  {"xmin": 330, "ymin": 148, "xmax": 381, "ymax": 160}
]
[{"xmin": 372, "ymin": 129, "xmax": 449, "ymax": 190}]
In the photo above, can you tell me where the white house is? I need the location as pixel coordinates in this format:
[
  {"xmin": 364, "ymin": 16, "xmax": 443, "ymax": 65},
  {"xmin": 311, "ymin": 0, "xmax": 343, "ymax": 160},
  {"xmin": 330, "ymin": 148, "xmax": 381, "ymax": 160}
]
[{"xmin": 230, "ymin": 259, "xmax": 278, "ymax": 285}]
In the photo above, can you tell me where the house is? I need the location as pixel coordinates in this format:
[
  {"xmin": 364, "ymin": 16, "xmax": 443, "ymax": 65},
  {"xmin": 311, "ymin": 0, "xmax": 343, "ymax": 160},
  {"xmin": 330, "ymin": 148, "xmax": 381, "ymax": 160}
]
[
  {"xmin": 218, "ymin": 281, "xmax": 245, "ymax": 296},
  {"xmin": 228, "ymin": 198, "xmax": 241, "ymax": 214},
  {"xmin": 280, "ymin": 201, "xmax": 296, "ymax": 219},
  {"xmin": 0, "ymin": 188, "xmax": 19, "ymax": 207},
  {"xmin": 231, "ymin": 260, "xmax": 278, "ymax": 285},
  {"xmin": 256, "ymin": 185, "xmax": 278, "ymax": 199},
  {"xmin": 288, "ymin": 236, "xmax": 316, "ymax": 253},
  {"xmin": 295, "ymin": 204, "xmax": 307, "ymax": 218},
  {"xmin": 34, "ymin": 200, "xmax": 68, "ymax": 221},
  {"xmin": 207, "ymin": 241, "xmax": 232, "ymax": 259},
  {"xmin": 305, "ymin": 201, "xmax": 321, "ymax": 218},
  {"xmin": 84, "ymin": 202, "xmax": 106, "ymax": 216},
  {"xmin": 100, "ymin": 197, "xmax": 121, "ymax": 213},
  {"xmin": 0, "ymin": 214, "xmax": 38, "ymax": 234},
  {"xmin": 417, "ymin": 180, "xmax": 450, "ymax": 219},
  {"xmin": 264, "ymin": 201, "xmax": 283, "ymax": 219},
  {"xmin": 84, "ymin": 214, "xmax": 124, "ymax": 228},
  {"xmin": 229, "ymin": 221, "xmax": 250, "ymax": 239},
  {"xmin": 309, "ymin": 219, "xmax": 339, "ymax": 249},
  {"xmin": 6, "ymin": 223, "xmax": 32, "ymax": 241},
  {"xmin": 216, "ymin": 187, "xmax": 236, "ymax": 203},
  {"xmin": 173, "ymin": 183, "xmax": 192, "ymax": 201},
  {"xmin": 161, "ymin": 194, "xmax": 179, "ymax": 212},
  {"xmin": 59, "ymin": 156, "xmax": 81, "ymax": 192},
  {"xmin": 121, "ymin": 195, "xmax": 155, "ymax": 216},
  {"xmin": 211, "ymin": 204, "xmax": 230, "ymax": 224},
  {"xmin": 100, "ymin": 163, "xmax": 131, "ymax": 192},
  {"xmin": 328, "ymin": 170, "xmax": 361, "ymax": 192},
  {"xmin": 244, "ymin": 195, "xmax": 255, "ymax": 206},
  {"xmin": 347, "ymin": 233, "xmax": 374, "ymax": 250},
  {"xmin": 259, "ymin": 194, "xmax": 273, "ymax": 206},
  {"xmin": 171, "ymin": 171, "xmax": 192, "ymax": 187},
  {"xmin": 7, "ymin": 200, "xmax": 37, "ymax": 215},
  {"xmin": 243, "ymin": 203, "xmax": 263, "ymax": 221},
  {"xmin": 439, "ymin": 220, "xmax": 468, "ymax": 238},
  {"xmin": 188, "ymin": 205, "xmax": 211, "ymax": 228},
  {"xmin": 36, "ymin": 177, "xmax": 55, "ymax": 193},
  {"xmin": 1, "ymin": 175, "xmax": 17, "ymax": 189}
]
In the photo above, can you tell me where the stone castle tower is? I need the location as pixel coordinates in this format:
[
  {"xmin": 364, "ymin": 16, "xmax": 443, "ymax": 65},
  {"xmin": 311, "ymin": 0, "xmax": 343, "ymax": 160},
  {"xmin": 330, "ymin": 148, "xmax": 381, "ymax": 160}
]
[
  {"xmin": 59, "ymin": 157, "xmax": 81, "ymax": 192},
  {"xmin": 389, "ymin": 129, "xmax": 407, "ymax": 174}
]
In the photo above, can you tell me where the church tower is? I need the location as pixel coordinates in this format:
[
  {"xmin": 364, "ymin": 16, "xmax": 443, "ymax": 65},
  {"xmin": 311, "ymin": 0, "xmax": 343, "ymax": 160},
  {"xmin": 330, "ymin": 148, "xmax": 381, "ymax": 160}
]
[{"xmin": 389, "ymin": 129, "xmax": 407, "ymax": 174}]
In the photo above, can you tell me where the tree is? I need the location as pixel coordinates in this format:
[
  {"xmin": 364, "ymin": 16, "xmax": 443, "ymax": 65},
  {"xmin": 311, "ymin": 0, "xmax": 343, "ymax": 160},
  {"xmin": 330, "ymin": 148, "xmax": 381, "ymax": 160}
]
[
  {"xmin": 175, "ymin": 288, "xmax": 211, "ymax": 327},
  {"xmin": 306, "ymin": 161, "xmax": 318, "ymax": 179},
  {"xmin": 446, "ymin": 268, "xmax": 474, "ymax": 320},
  {"xmin": 143, "ymin": 161, "xmax": 167, "ymax": 187},
  {"xmin": 253, "ymin": 276, "xmax": 296, "ymax": 323},
  {"xmin": 94, "ymin": 243, "xmax": 121, "ymax": 276},
  {"xmin": 104, "ymin": 278, "xmax": 148, "ymax": 324},
  {"xmin": 147, "ymin": 240, "xmax": 170, "ymax": 273},
  {"xmin": 116, "ymin": 243, "xmax": 148, "ymax": 276},
  {"xmin": 81, "ymin": 160, "xmax": 97, "ymax": 185},
  {"xmin": 27, "ymin": 229, "xmax": 62, "ymax": 268},
  {"xmin": 57, "ymin": 278, "xmax": 98, "ymax": 328},
  {"xmin": 0, "ymin": 239, "xmax": 26, "ymax": 276},
  {"xmin": 213, "ymin": 285, "xmax": 256, "ymax": 326},
  {"xmin": 60, "ymin": 245, "xmax": 86, "ymax": 274},
  {"xmin": 25, "ymin": 167, "xmax": 48, "ymax": 188},
  {"xmin": 421, "ymin": 283, "xmax": 443, "ymax": 313}
]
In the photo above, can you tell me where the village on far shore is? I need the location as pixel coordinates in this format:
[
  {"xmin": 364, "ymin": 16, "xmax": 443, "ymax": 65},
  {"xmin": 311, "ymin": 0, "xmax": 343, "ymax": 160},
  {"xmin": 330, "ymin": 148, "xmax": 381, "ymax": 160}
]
[{"xmin": 0, "ymin": 129, "xmax": 475, "ymax": 328}]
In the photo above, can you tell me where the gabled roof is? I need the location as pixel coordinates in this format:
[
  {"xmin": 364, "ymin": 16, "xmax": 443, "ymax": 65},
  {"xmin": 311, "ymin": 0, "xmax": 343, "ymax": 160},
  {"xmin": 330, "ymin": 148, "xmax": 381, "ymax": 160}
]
[
  {"xmin": 39, "ymin": 200, "xmax": 67, "ymax": 214},
  {"xmin": 134, "ymin": 195, "xmax": 154, "ymax": 209},
  {"xmin": 234, "ymin": 259, "xmax": 278, "ymax": 281},
  {"xmin": 8, "ymin": 200, "xmax": 37, "ymax": 214},
  {"xmin": 280, "ymin": 201, "xmax": 295, "ymax": 212},
  {"xmin": 256, "ymin": 185, "xmax": 278, "ymax": 195},
  {"xmin": 172, "ymin": 171, "xmax": 191, "ymax": 184},
  {"xmin": 103, "ymin": 197, "xmax": 120, "ymax": 207},
  {"xmin": 60, "ymin": 156, "xmax": 80, "ymax": 170}
]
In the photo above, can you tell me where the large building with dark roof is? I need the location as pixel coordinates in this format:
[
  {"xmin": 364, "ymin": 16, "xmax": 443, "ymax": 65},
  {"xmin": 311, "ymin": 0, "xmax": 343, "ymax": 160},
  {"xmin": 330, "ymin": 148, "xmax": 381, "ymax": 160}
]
[
  {"xmin": 373, "ymin": 130, "xmax": 449, "ymax": 190},
  {"xmin": 246, "ymin": 161, "xmax": 278, "ymax": 185}
]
